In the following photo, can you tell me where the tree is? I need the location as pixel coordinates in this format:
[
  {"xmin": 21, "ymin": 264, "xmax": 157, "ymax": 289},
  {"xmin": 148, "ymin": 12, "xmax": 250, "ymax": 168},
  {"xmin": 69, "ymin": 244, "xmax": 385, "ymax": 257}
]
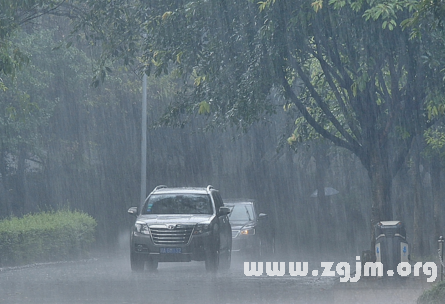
[
  {"xmin": 266, "ymin": 0, "xmax": 427, "ymax": 250},
  {"xmin": 69, "ymin": 0, "xmax": 440, "ymax": 252},
  {"xmin": 0, "ymin": 25, "xmax": 78, "ymax": 215}
]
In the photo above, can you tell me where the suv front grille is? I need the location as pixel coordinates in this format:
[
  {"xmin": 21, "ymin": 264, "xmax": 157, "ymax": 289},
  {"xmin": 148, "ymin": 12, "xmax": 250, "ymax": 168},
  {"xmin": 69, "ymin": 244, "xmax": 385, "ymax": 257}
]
[{"xmin": 150, "ymin": 226, "xmax": 194, "ymax": 245}]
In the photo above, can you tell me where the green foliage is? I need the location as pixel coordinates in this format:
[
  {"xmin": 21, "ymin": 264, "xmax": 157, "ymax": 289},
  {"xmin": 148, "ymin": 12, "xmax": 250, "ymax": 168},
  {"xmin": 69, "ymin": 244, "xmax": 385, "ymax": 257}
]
[
  {"xmin": 288, "ymin": 112, "xmax": 323, "ymax": 145},
  {"xmin": 58, "ymin": 0, "xmax": 445, "ymax": 223},
  {"xmin": 70, "ymin": 0, "xmax": 425, "ymax": 178},
  {"xmin": 69, "ymin": 0, "xmax": 277, "ymax": 130},
  {"xmin": 329, "ymin": 0, "xmax": 408, "ymax": 30},
  {"xmin": 362, "ymin": 0, "xmax": 403, "ymax": 26},
  {"xmin": 424, "ymin": 126, "xmax": 445, "ymax": 155},
  {"xmin": 0, "ymin": 26, "xmax": 88, "ymax": 169},
  {"xmin": 69, "ymin": 0, "xmax": 144, "ymax": 87},
  {"xmin": 401, "ymin": 0, "xmax": 445, "ymax": 37},
  {"xmin": 198, "ymin": 101, "xmax": 210, "ymax": 114},
  {"xmin": 0, "ymin": 210, "xmax": 97, "ymax": 266},
  {"xmin": 417, "ymin": 281, "xmax": 445, "ymax": 304},
  {"xmin": 0, "ymin": 0, "xmax": 65, "ymax": 88},
  {"xmin": 258, "ymin": 0, "xmax": 276, "ymax": 12}
]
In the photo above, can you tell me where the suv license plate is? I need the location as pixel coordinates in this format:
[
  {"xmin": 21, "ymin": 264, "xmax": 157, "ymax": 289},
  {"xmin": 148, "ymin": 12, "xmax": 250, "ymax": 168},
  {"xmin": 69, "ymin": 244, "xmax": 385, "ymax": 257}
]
[{"xmin": 160, "ymin": 247, "xmax": 182, "ymax": 254}]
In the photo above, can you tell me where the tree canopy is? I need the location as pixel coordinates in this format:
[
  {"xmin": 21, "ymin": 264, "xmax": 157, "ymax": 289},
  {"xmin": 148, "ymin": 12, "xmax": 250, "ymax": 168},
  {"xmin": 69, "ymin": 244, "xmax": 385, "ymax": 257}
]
[{"xmin": 67, "ymin": 0, "xmax": 445, "ymax": 226}]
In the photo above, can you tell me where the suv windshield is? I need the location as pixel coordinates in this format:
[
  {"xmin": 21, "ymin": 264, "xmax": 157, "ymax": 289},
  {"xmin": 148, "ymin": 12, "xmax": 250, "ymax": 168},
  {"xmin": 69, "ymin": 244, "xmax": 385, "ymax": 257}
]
[
  {"xmin": 227, "ymin": 204, "xmax": 254, "ymax": 221},
  {"xmin": 143, "ymin": 194, "xmax": 213, "ymax": 215}
]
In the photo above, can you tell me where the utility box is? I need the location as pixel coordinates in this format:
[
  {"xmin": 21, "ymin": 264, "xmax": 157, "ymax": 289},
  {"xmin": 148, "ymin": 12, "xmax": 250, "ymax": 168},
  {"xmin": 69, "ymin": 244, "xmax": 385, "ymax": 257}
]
[{"xmin": 375, "ymin": 221, "xmax": 409, "ymax": 275}]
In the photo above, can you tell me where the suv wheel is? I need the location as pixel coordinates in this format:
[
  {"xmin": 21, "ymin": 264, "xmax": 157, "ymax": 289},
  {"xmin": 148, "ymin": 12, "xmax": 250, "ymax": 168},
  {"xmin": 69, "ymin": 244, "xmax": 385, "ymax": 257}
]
[
  {"xmin": 205, "ymin": 241, "xmax": 220, "ymax": 272},
  {"xmin": 130, "ymin": 252, "xmax": 145, "ymax": 272},
  {"xmin": 220, "ymin": 248, "xmax": 231, "ymax": 271},
  {"xmin": 146, "ymin": 258, "xmax": 158, "ymax": 272}
]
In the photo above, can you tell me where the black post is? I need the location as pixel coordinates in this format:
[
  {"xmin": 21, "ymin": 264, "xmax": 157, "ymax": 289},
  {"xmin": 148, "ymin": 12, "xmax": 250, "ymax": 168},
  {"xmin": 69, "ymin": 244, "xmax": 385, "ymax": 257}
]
[{"xmin": 439, "ymin": 236, "xmax": 444, "ymax": 281}]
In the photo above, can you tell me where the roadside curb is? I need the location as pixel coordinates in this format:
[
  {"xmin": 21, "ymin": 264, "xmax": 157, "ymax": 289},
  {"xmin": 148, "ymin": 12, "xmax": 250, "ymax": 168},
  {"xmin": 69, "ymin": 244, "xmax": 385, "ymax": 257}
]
[{"xmin": 0, "ymin": 258, "xmax": 98, "ymax": 273}]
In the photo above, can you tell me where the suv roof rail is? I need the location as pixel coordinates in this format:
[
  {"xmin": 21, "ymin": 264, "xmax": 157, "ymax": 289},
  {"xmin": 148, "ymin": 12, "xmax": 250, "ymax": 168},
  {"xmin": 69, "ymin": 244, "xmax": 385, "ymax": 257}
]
[
  {"xmin": 206, "ymin": 185, "xmax": 214, "ymax": 191},
  {"xmin": 154, "ymin": 185, "xmax": 168, "ymax": 190}
]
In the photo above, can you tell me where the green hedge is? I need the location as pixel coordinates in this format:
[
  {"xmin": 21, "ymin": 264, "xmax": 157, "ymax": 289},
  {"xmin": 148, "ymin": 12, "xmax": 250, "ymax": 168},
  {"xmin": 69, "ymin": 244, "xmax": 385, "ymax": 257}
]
[
  {"xmin": 0, "ymin": 210, "xmax": 97, "ymax": 267},
  {"xmin": 417, "ymin": 281, "xmax": 445, "ymax": 304}
]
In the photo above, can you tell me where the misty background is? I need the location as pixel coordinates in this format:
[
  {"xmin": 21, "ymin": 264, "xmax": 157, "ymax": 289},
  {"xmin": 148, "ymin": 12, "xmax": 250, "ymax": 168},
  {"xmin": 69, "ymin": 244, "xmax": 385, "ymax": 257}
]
[{"xmin": 0, "ymin": 10, "xmax": 442, "ymax": 262}]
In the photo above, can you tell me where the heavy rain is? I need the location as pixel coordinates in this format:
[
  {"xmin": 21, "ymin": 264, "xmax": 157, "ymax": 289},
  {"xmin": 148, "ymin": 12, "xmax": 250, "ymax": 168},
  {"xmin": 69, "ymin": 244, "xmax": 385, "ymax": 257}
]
[{"xmin": 0, "ymin": 0, "xmax": 444, "ymax": 303}]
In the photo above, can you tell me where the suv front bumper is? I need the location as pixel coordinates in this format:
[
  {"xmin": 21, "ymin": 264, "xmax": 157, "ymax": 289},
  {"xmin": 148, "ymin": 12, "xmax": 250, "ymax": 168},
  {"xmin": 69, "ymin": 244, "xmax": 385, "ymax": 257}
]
[{"xmin": 130, "ymin": 231, "xmax": 213, "ymax": 262}]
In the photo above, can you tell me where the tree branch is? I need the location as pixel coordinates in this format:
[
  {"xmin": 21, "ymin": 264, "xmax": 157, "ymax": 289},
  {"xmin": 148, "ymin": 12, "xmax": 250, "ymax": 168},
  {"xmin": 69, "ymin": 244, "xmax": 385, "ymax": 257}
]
[
  {"xmin": 311, "ymin": 47, "xmax": 362, "ymax": 142},
  {"xmin": 280, "ymin": 70, "xmax": 358, "ymax": 153},
  {"xmin": 290, "ymin": 56, "xmax": 361, "ymax": 151}
]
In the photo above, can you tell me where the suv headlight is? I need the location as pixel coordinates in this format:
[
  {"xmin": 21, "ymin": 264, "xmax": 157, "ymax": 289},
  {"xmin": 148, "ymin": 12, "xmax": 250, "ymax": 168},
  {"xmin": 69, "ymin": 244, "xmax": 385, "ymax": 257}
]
[
  {"xmin": 193, "ymin": 223, "xmax": 211, "ymax": 235},
  {"xmin": 135, "ymin": 222, "xmax": 150, "ymax": 235}
]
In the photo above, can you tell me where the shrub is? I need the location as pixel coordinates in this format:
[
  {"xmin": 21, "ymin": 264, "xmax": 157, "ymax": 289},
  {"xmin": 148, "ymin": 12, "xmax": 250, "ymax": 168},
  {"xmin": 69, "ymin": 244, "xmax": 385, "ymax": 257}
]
[
  {"xmin": 417, "ymin": 281, "xmax": 445, "ymax": 304},
  {"xmin": 0, "ymin": 210, "xmax": 97, "ymax": 267}
]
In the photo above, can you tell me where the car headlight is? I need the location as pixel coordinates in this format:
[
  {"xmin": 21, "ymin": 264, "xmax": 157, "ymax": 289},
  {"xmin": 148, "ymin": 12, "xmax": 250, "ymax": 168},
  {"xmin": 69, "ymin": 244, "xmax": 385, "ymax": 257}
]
[
  {"xmin": 193, "ymin": 223, "xmax": 211, "ymax": 235},
  {"xmin": 135, "ymin": 222, "xmax": 150, "ymax": 235},
  {"xmin": 240, "ymin": 227, "xmax": 255, "ymax": 235}
]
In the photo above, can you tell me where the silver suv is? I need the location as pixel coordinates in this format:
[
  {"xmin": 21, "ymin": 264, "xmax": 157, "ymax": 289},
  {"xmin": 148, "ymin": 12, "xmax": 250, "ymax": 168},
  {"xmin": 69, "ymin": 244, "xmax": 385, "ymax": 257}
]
[{"xmin": 128, "ymin": 185, "xmax": 232, "ymax": 272}]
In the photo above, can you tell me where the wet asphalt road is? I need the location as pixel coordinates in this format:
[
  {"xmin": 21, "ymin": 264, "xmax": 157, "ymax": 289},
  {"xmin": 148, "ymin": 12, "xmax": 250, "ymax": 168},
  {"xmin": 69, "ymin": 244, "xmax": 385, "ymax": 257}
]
[{"xmin": 0, "ymin": 251, "xmax": 433, "ymax": 304}]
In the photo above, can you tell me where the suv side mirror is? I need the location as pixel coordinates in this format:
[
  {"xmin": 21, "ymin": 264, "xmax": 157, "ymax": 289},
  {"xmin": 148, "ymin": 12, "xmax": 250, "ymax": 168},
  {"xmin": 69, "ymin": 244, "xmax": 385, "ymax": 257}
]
[
  {"xmin": 219, "ymin": 206, "xmax": 231, "ymax": 216},
  {"xmin": 259, "ymin": 213, "xmax": 268, "ymax": 219},
  {"xmin": 128, "ymin": 207, "xmax": 138, "ymax": 216}
]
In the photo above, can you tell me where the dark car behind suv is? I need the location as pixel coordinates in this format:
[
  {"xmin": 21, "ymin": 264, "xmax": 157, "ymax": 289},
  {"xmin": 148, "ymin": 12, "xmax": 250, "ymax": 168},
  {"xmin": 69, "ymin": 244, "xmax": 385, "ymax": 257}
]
[
  {"xmin": 128, "ymin": 185, "xmax": 232, "ymax": 272},
  {"xmin": 224, "ymin": 199, "xmax": 275, "ymax": 258}
]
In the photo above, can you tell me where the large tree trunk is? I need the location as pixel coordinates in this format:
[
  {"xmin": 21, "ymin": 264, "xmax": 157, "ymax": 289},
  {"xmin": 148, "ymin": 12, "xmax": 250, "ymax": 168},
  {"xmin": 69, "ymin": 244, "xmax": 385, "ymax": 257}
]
[
  {"xmin": 313, "ymin": 143, "xmax": 330, "ymax": 248},
  {"xmin": 367, "ymin": 144, "xmax": 393, "ymax": 254},
  {"xmin": 412, "ymin": 137, "xmax": 426, "ymax": 258},
  {"xmin": 431, "ymin": 153, "xmax": 442, "ymax": 243}
]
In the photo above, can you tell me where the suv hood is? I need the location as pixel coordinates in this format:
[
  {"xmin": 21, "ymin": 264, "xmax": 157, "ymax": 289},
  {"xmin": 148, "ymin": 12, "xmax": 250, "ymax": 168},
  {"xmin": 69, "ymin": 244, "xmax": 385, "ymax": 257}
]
[{"xmin": 137, "ymin": 214, "xmax": 214, "ymax": 225}]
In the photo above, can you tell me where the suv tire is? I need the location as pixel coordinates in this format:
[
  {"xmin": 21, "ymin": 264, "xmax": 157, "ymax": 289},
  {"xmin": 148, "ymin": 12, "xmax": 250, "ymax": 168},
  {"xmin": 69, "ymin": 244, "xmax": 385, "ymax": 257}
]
[
  {"xmin": 205, "ymin": 240, "xmax": 220, "ymax": 272},
  {"xmin": 130, "ymin": 252, "xmax": 145, "ymax": 272},
  {"xmin": 146, "ymin": 258, "xmax": 158, "ymax": 272},
  {"xmin": 220, "ymin": 248, "xmax": 231, "ymax": 271}
]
